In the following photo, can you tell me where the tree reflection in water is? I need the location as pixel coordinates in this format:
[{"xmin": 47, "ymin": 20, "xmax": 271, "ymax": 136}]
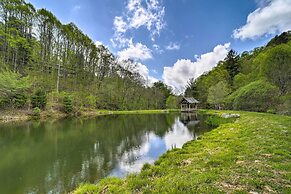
[{"xmin": 0, "ymin": 113, "xmax": 213, "ymax": 194}]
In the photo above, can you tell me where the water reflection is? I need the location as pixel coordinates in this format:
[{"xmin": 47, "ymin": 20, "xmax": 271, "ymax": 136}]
[{"xmin": 0, "ymin": 113, "xmax": 212, "ymax": 194}]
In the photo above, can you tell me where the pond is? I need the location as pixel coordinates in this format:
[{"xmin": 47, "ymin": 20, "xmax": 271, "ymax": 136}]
[{"xmin": 0, "ymin": 113, "xmax": 214, "ymax": 194}]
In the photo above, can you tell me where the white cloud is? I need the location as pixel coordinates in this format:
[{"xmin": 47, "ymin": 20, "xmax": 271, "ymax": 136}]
[
  {"xmin": 153, "ymin": 44, "xmax": 164, "ymax": 53},
  {"xmin": 118, "ymin": 59, "xmax": 158, "ymax": 86},
  {"xmin": 163, "ymin": 43, "xmax": 230, "ymax": 94},
  {"xmin": 95, "ymin": 40, "xmax": 103, "ymax": 47},
  {"xmin": 117, "ymin": 42, "xmax": 152, "ymax": 61},
  {"xmin": 112, "ymin": 0, "xmax": 165, "ymax": 47},
  {"xmin": 166, "ymin": 42, "xmax": 181, "ymax": 50},
  {"xmin": 113, "ymin": 16, "xmax": 127, "ymax": 33},
  {"xmin": 233, "ymin": 0, "xmax": 291, "ymax": 40},
  {"xmin": 136, "ymin": 62, "xmax": 158, "ymax": 86}
]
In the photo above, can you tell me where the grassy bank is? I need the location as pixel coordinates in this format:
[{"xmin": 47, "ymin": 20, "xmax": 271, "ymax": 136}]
[
  {"xmin": 74, "ymin": 110, "xmax": 291, "ymax": 193},
  {"xmin": 0, "ymin": 109, "xmax": 180, "ymax": 123}
]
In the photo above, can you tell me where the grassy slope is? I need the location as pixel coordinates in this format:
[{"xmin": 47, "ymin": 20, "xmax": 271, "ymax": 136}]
[{"xmin": 74, "ymin": 110, "xmax": 291, "ymax": 194}]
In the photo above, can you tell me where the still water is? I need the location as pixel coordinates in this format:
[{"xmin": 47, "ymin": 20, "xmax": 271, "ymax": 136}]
[{"xmin": 0, "ymin": 113, "xmax": 213, "ymax": 194}]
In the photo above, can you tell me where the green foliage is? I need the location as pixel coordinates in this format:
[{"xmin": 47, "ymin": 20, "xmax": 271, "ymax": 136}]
[
  {"xmin": 0, "ymin": 0, "xmax": 171, "ymax": 112},
  {"xmin": 266, "ymin": 31, "xmax": 291, "ymax": 47},
  {"xmin": 32, "ymin": 107, "xmax": 41, "ymax": 117},
  {"xmin": 153, "ymin": 81, "xmax": 172, "ymax": 108},
  {"xmin": 62, "ymin": 94, "xmax": 73, "ymax": 113},
  {"xmin": 207, "ymin": 81, "xmax": 230, "ymax": 109},
  {"xmin": 233, "ymin": 73, "xmax": 248, "ymax": 89},
  {"xmin": 224, "ymin": 49, "xmax": 240, "ymax": 84},
  {"xmin": 277, "ymin": 94, "xmax": 291, "ymax": 115},
  {"xmin": 231, "ymin": 80, "xmax": 280, "ymax": 112},
  {"xmin": 185, "ymin": 63, "xmax": 230, "ymax": 106},
  {"xmin": 31, "ymin": 90, "xmax": 47, "ymax": 110},
  {"xmin": 262, "ymin": 44, "xmax": 291, "ymax": 94},
  {"xmin": 186, "ymin": 31, "xmax": 291, "ymax": 114},
  {"xmin": 166, "ymin": 95, "xmax": 178, "ymax": 109},
  {"xmin": 84, "ymin": 95, "xmax": 96, "ymax": 108},
  {"xmin": 12, "ymin": 93, "xmax": 27, "ymax": 108},
  {"xmin": 0, "ymin": 69, "xmax": 31, "ymax": 94},
  {"xmin": 0, "ymin": 68, "xmax": 31, "ymax": 108}
]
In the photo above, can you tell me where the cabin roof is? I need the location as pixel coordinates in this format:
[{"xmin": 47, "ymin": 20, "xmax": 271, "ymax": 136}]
[{"xmin": 181, "ymin": 97, "xmax": 199, "ymax": 104}]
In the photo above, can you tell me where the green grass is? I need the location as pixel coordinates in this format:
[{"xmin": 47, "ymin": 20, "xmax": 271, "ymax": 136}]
[
  {"xmin": 0, "ymin": 109, "xmax": 180, "ymax": 123},
  {"xmin": 74, "ymin": 110, "xmax": 291, "ymax": 193},
  {"xmin": 94, "ymin": 109, "xmax": 180, "ymax": 115}
]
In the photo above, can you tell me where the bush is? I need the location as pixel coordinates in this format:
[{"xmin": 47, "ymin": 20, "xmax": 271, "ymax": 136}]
[
  {"xmin": 277, "ymin": 94, "xmax": 291, "ymax": 115},
  {"xmin": 63, "ymin": 95, "xmax": 73, "ymax": 113},
  {"xmin": 84, "ymin": 95, "xmax": 96, "ymax": 108},
  {"xmin": 166, "ymin": 95, "xmax": 178, "ymax": 109},
  {"xmin": 232, "ymin": 80, "xmax": 280, "ymax": 112},
  {"xmin": 32, "ymin": 107, "xmax": 41, "ymax": 117},
  {"xmin": 31, "ymin": 90, "xmax": 47, "ymax": 110},
  {"xmin": 0, "ymin": 97, "xmax": 9, "ymax": 109},
  {"xmin": 12, "ymin": 93, "xmax": 27, "ymax": 108}
]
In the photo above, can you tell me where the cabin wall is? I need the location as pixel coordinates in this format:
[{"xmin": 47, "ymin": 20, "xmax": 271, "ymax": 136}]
[{"xmin": 180, "ymin": 103, "xmax": 197, "ymax": 112}]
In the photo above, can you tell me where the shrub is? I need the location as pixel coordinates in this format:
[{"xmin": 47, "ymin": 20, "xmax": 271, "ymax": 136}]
[
  {"xmin": 32, "ymin": 107, "xmax": 41, "ymax": 117},
  {"xmin": 12, "ymin": 93, "xmax": 27, "ymax": 108},
  {"xmin": 277, "ymin": 94, "xmax": 291, "ymax": 115},
  {"xmin": 232, "ymin": 80, "xmax": 280, "ymax": 112},
  {"xmin": 84, "ymin": 95, "xmax": 96, "ymax": 108},
  {"xmin": 0, "ymin": 97, "xmax": 9, "ymax": 109},
  {"xmin": 166, "ymin": 95, "xmax": 178, "ymax": 109},
  {"xmin": 63, "ymin": 95, "xmax": 73, "ymax": 113},
  {"xmin": 141, "ymin": 163, "xmax": 151, "ymax": 171},
  {"xmin": 31, "ymin": 90, "xmax": 47, "ymax": 110}
]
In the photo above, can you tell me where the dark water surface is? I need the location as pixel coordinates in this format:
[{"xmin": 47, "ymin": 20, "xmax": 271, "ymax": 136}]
[{"xmin": 0, "ymin": 113, "xmax": 213, "ymax": 194}]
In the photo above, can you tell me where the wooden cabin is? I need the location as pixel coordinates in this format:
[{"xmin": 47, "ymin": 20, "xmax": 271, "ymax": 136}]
[{"xmin": 180, "ymin": 97, "xmax": 199, "ymax": 112}]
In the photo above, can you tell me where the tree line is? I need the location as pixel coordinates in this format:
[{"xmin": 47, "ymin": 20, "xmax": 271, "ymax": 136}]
[
  {"xmin": 0, "ymin": 0, "xmax": 177, "ymax": 113},
  {"xmin": 185, "ymin": 31, "xmax": 291, "ymax": 115}
]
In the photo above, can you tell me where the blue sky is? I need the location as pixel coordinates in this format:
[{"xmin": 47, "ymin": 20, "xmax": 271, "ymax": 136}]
[{"xmin": 26, "ymin": 0, "xmax": 291, "ymax": 93}]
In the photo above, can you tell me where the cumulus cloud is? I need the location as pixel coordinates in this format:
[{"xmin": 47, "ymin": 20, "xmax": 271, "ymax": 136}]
[
  {"xmin": 233, "ymin": 0, "xmax": 291, "ymax": 40},
  {"xmin": 113, "ymin": 16, "xmax": 127, "ymax": 33},
  {"xmin": 111, "ymin": 0, "xmax": 165, "ymax": 84},
  {"xmin": 136, "ymin": 62, "xmax": 158, "ymax": 86},
  {"xmin": 112, "ymin": 0, "xmax": 165, "ymax": 46},
  {"xmin": 165, "ymin": 42, "xmax": 181, "ymax": 50},
  {"xmin": 95, "ymin": 40, "xmax": 103, "ymax": 47},
  {"xmin": 163, "ymin": 43, "xmax": 230, "ymax": 94},
  {"xmin": 117, "ymin": 42, "xmax": 152, "ymax": 61},
  {"xmin": 118, "ymin": 59, "xmax": 158, "ymax": 86}
]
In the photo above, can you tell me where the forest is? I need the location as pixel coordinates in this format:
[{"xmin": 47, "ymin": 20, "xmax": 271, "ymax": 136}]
[
  {"xmin": 0, "ymin": 0, "xmax": 290, "ymax": 117},
  {"xmin": 185, "ymin": 31, "xmax": 291, "ymax": 115},
  {"xmin": 0, "ymin": 0, "xmax": 174, "ymax": 116}
]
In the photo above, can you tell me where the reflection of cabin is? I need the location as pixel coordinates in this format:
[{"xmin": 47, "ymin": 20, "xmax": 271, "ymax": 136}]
[
  {"xmin": 180, "ymin": 97, "xmax": 199, "ymax": 112},
  {"xmin": 180, "ymin": 112, "xmax": 199, "ymax": 126}
]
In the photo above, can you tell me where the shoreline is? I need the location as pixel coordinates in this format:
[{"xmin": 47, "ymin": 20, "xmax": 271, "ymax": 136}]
[
  {"xmin": 74, "ymin": 110, "xmax": 291, "ymax": 193},
  {"xmin": 0, "ymin": 109, "xmax": 181, "ymax": 124}
]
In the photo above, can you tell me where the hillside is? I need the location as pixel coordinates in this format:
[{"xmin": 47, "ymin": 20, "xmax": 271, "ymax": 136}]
[
  {"xmin": 0, "ymin": 0, "xmax": 173, "ymax": 117},
  {"xmin": 185, "ymin": 31, "xmax": 291, "ymax": 115}
]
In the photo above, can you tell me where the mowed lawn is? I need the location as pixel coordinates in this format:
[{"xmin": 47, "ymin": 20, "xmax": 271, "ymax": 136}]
[{"xmin": 74, "ymin": 111, "xmax": 291, "ymax": 194}]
